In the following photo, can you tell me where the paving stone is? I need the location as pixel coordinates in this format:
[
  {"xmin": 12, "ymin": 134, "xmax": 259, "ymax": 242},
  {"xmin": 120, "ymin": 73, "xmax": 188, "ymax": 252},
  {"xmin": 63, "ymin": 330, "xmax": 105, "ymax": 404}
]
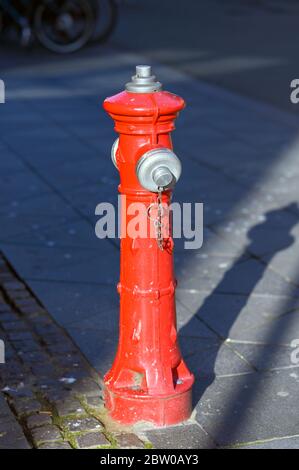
[
  {"xmin": 0, "ymin": 395, "xmax": 30, "ymax": 449},
  {"xmin": 176, "ymin": 300, "xmax": 218, "ymax": 337},
  {"xmin": 8, "ymin": 331, "xmax": 35, "ymax": 342},
  {"xmin": 1, "ymin": 320, "xmax": 28, "ymax": 332},
  {"xmin": 19, "ymin": 350, "xmax": 49, "ymax": 364},
  {"xmin": 56, "ymin": 398, "xmax": 86, "ymax": 417},
  {"xmin": 38, "ymin": 441, "xmax": 72, "ymax": 449},
  {"xmin": 12, "ymin": 398, "xmax": 42, "ymax": 416},
  {"xmin": 66, "ymin": 326, "xmax": 117, "ymax": 374},
  {"xmin": 52, "ymin": 353, "xmax": 87, "ymax": 370},
  {"xmin": 177, "ymin": 256, "xmax": 299, "ymax": 298},
  {"xmin": 181, "ymin": 338, "xmax": 253, "ymax": 378},
  {"xmin": 0, "ymin": 430, "xmax": 31, "ymax": 449},
  {"xmin": 0, "ymin": 192, "xmax": 77, "ymax": 240},
  {"xmin": 34, "ymin": 323, "xmax": 62, "ymax": 337},
  {"xmin": 31, "ymin": 425, "xmax": 62, "ymax": 444},
  {"xmin": 13, "ymin": 339, "xmax": 43, "ymax": 353},
  {"xmin": 4, "ymin": 386, "xmax": 34, "ymax": 400},
  {"xmin": 64, "ymin": 416, "xmax": 102, "ymax": 433},
  {"xmin": 0, "ymin": 312, "xmax": 17, "ymax": 322},
  {"xmin": 115, "ymin": 433, "xmax": 144, "ymax": 448},
  {"xmin": 30, "ymin": 363, "xmax": 58, "ymax": 378},
  {"xmin": 25, "ymin": 281, "xmax": 118, "ymax": 329},
  {"xmin": 234, "ymin": 436, "xmax": 299, "ymax": 449},
  {"xmin": 46, "ymin": 342, "xmax": 77, "ymax": 355},
  {"xmin": 146, "ymin": 424, "xmax": 215, "ymax": 449},
  {"xmin": 70, "ymin": 377, "xmax": 102, "ymax": 397},
  {"xmin": 85, "ymin": 396, "xmax": 103, "ymax": 408},
  {"xmin": 230, "ymin": 342, "xmax": 297, "ymax": 372},
  {"xmin": 177, "ymin": 290, "xmax": 299, "ymax": 344},
  {"xmin": 26, "ymin": 413, "xmax": 53, "ymax": 429},
  {"xmin": 194, "ymin": 369, "xmax": 299, "ymax": 446},
  {"xmin": 1, "ymin": 244, "xmax": 118, "ymax": 285},
  {"xmin": 3, "ymin": 281, "xmax": 26, "ymax": 291},
  {"xmin": 76, "ymin": 431, "xmax": 109, "ymax": 448}
]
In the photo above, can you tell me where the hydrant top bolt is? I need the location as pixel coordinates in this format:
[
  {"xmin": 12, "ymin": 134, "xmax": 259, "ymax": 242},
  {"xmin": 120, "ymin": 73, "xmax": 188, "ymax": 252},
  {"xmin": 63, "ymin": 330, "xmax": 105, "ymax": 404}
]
[
  {"xmin": 126, "ymin": 65, "xmax": 162, "ymax": 93},
  {"xmin": 136, "ymin": 65, "xmax": 151, "ymax": 78}
]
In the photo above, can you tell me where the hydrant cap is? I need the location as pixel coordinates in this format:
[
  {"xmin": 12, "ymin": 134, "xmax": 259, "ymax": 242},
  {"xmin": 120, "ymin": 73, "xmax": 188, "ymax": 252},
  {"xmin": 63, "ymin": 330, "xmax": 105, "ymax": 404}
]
[{"xmin": 126, "ymin": 65, "xmax": 162, "ymax": 93}]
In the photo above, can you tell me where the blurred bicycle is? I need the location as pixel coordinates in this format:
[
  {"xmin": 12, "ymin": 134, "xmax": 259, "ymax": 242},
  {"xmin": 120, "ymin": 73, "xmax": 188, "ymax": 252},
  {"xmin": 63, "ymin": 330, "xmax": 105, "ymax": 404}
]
[{"xmin": 0, "ymin": 0, "xmax": 118, "ymax": 53}]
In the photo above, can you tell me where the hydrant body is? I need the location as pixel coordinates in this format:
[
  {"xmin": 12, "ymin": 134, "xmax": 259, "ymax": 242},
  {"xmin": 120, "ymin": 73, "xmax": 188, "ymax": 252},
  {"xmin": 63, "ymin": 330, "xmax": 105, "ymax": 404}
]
[{"xmin": 103, "ymin": 66, "xmax": 194, "ymax": 426}]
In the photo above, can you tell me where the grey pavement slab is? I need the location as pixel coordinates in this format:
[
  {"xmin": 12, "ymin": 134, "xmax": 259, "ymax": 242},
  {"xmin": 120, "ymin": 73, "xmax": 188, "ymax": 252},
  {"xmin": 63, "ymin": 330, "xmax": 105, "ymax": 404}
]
[
  {"xmin": 0, "ymin": 193, "xmax": 79, "ymax": 241},
  {"xmin": 67, "ymin": 326, "xmax": 118, "ymax": 377},
  {"xmin": 176, "ymin": 254, "xmax": 299, "ymax": 297},
  {"xmin": 64, "ymin": 182, "xmax": 118, "ymax": 223},
  {"xmin": 1, "ymin": 242, "xmax": 118, "ymax": 285},
  {"xmin": 145, "ymin": 424, "xmax": 216, "ymax": 449},
  {"xmin": 24, "ymin": 281, "xmax": 118, "ymax": 329},
  {"xmin": 230, "ymin": 342, "xmax": 298, "ymax": 372},
  {"xmin": 0, "ymin": 169, "xmax": 50, "ymax": 206},
  {"xmin": 180, "ymin": 337, "xmax": 253, "ymax": 378},
  {"xmin": 5, "ymin": 218, "xmax": 100, "ymax": 250},
  {"xmin": 174, "ymin": 228, "xmax": 244, "ymax": 258},
  {"xmin": 177, "ymin": 290, "xmax": 299, "ymax": 344},
  {"xmin": 234, "ymin": 435, "xmax": 299, "ymax": 449},
  {"xmin": 176, "ymin": 300, "xmax": 217, "ymax": 338},
  {"xmin": 194, "ymin": 368, "xmax": 299, "ymax": 446},
  {"xmin": 31, "ymin": 157, "xmax": 112, "ymax": 192},
  {"xmin": 0, "ymin": 148, "xmax": 28, "ymax": 174}
]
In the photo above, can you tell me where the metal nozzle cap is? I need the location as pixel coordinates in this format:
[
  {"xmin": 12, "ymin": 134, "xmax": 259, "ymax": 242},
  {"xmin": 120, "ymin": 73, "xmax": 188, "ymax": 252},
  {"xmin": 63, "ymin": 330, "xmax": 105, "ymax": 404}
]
[
  {"xmin": 126, "ymin": 65, "xmax": 162, "ymax": 93},
  {"xmin": 136, "ymin": 148, "xmax": 182, "ymax": 193},
  {"xmin": 153, "ymin": 166, "xmax": 174, "ymax": 189}
]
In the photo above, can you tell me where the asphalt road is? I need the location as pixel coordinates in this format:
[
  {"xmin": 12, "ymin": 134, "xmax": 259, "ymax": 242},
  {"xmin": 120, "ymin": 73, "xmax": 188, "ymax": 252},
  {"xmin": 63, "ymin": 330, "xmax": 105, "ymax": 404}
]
[
  {"xmin": 0, "ymin": 0, "xmax": 299, "ymax": 114},
  {"xmin": 112, "ymin": 0, "xmax": 299, "ymax": 114}
]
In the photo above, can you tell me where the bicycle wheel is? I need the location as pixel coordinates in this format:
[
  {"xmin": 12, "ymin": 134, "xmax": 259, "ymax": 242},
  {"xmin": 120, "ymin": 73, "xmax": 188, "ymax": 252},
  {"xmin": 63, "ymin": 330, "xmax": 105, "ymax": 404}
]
[
  {"xmin": 92, "ymin": 0, "xmax": 118, "ymax": 43},
  {"xmin": 34, "ymin": 0, "xmax": 95, "ymax": 53}
]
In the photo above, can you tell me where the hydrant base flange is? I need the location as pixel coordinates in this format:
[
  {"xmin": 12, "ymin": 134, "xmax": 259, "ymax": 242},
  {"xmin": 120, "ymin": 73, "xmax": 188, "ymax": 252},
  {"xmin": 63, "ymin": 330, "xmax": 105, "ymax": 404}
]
[{"xmin": 104, "ymin": 386, "xmax": 193, "ymax": 427}]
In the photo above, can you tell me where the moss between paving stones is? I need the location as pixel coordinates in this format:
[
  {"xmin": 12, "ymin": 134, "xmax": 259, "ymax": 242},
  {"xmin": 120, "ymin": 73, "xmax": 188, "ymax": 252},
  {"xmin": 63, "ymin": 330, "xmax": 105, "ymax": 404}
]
[
  {"xmin": 144, "ymin": 441, "xmax": 154, "ymax": 449},
  {"xmin": 77, "ymin": 396, "xmax": 148, "ymax": 449}
]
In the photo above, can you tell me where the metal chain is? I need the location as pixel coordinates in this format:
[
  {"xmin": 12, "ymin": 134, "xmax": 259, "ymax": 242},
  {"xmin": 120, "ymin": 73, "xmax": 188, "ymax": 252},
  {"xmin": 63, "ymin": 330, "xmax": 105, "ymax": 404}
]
[
  {"xmin": 147, "ymin": 187, "xmax": 165, "ymax": 251},
  {"xmin": 156, "ymin": 187, "xmax": 164, "ymax": 251}
]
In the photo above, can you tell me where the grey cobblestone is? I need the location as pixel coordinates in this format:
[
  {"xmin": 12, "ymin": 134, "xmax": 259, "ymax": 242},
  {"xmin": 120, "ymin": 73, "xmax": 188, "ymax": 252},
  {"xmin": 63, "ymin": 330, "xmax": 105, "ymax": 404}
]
[
  {"xmin": 85, "ymin": 396, "xmax": 102, "ymax": 408},
  {"xmin": 115, "ymin": 434, "xmax": 145, "ymax": 449},
  {"xmin": 31, "ymin": 425, "xmax": 62, "ymax": 444},
  {"xmin": 12, "ymin": 398, "xmax": 43, "ymax": 416},
  {"xmin": 38, "ymin": 441, "xmax": 72, "ymax": 449},
  {"xmin": 76, "ymin": 431, "xmax": 109, "ymax": 448},
  {"xmin": 64, "ymin": 416, "xmax": 102, "ymax": 433},
  {"xmin": 26, "ymin": 413, "xmax": 53, "ymax": 429},
  {"xmin": 0, "ymin": 395, "xmax": 30, "ymax": 449},
  {"xmin": 56, "ymin": 398, "xmax": 86, "ymax": 417}
]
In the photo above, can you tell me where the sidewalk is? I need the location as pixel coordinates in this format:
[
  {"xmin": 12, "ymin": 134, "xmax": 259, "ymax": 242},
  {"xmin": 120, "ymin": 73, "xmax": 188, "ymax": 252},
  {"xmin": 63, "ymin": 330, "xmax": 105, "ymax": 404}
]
[
  {"xmin": 0, "ymin": 253, "xmax": 145, "ymax": 449},
  {"xmin": 1, "ymin": 44, "xmax": 299, "ymax": 448}
]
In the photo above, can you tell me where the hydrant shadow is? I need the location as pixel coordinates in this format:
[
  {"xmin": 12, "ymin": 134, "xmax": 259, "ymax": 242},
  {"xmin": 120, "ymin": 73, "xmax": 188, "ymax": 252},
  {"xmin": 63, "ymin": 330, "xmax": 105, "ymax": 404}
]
[{"xmin": 178, "ymin": 202, "xmax": 299, "ymax": 412}]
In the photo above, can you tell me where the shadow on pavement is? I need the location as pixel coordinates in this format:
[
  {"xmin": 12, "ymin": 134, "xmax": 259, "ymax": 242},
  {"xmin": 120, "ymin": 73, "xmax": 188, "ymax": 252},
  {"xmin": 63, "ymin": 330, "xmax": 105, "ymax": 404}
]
[{"xmin": 179, "ymin": 202, "xmax": 299, "ymax": 443}]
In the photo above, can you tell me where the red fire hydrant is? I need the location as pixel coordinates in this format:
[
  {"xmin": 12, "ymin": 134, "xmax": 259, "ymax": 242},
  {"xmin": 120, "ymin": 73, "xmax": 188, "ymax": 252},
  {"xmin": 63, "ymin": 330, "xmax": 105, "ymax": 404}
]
[{"xmin": 103, "ymin": 66, "xmax": 194, "ymax": 426}]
